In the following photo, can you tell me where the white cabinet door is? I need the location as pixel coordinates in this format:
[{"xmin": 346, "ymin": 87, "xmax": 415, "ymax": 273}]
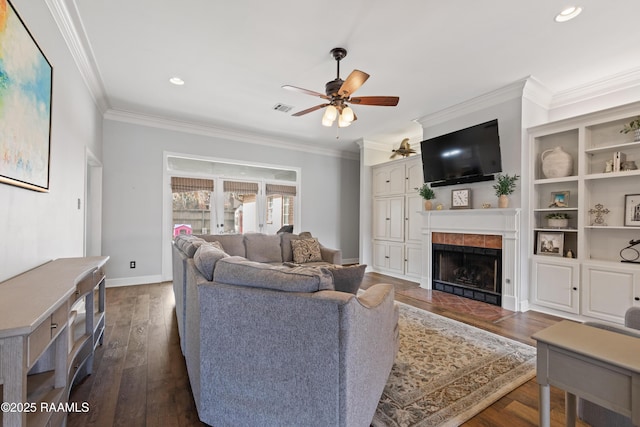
[
  {"xmin": 531, "ymin": 258, "xmax": 579, "ymax": 314},
  {"xmin": 373, "ymin": 197, "xmax": 404, "ymax": 241},
  {"xmin": 405, "ymin": 195, "xmax": 423, "ymax": 243},
  {"xmin": 372, "ymin": 241, "xmax": 404, "ymax": 275},
  {"xmin": 373, "ymin": 199, "xmax": 389, "ymax": 240},
  {"xmin": 388, "ymin": 197, "xmax": 404, "ymax": 241},
  {"xmin": 405, "ymin": 159, "xmax": 423, "ymax": 193},
  {"xmin": 405, "ymin": 244, "xmax": 423, "ymax": 279},
  {"xmin": 387, "ymin": 242, "xmax": 405, "ymax": 274},
  {"xmin": 372, "ymin": 241, "xmax": 390, "ymax": 270},
  {"xmin": 581, "ymin": 263, "xmax": 640, "ymax": 324},
  {"xmin": 372, "ymin": 164, "xmax": 406, "ymax": 196},
  {"xmin": 373, "ymin": 168, "xmax": 391, "ymax": 197}
]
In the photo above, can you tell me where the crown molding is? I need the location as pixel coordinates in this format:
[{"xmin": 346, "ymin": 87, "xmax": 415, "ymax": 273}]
[
  {"xmin": 46, "ymin": 0, "xmax": 109, "ymax": 113},
  {"xmin": 550, "ymin": 66, "xmax": 640, "ymax": 109},
  {"xmin": 521, "ymin": 75, "xmax": 553, "ymax": 109},
  {"xmin": 104, "ymin": 109, "xmax": 359, "ymax": 160},
  {"xmin": 415, "ymin": 78, "xmax": 534, "ymax": 128}
]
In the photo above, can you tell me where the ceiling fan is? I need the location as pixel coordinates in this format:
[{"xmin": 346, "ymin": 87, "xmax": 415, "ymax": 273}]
[{"xmin": 282, "ymin": 47, "xmax": 399, "ymax": 128}]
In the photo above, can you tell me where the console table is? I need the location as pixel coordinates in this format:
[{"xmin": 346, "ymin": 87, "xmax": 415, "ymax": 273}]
[
  {"xmin": 0, "ymin": 256, "xmax": 109, "ymax": 427},
  {"xmin": 533, "ymin": 320, "xmax": 640, "ymax": 427}
]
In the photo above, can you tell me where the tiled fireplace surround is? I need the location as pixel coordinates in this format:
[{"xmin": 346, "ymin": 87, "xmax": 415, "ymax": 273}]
[{"xmin": 420, "ymin": 209, "xmax": 521, "ymax": 311}]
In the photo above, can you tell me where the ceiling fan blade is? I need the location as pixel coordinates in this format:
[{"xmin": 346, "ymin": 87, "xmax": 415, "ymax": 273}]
[
  {"xmin": 338, "ymin": 70, "xmax": 370, "ymax": 97},
  {"xmin": 291, "ymin": 104, "xmax": 329, "ymax": 117},
  {"xmin": 282, "ymin": 85, "xmax": 329, "ymax": 99},
  {"xmin": 349, "ymin": 96, "xmax": 399, "ymax": 106}
]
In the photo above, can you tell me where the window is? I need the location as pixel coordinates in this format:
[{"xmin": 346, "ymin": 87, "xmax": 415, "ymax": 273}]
[
  {"xmin": 264, "ymin": 184, "xmax": 296, "ymax": 234},
  {"xmin": 171, "ymin": 177, "xmax": 213, "ymax": 238}
]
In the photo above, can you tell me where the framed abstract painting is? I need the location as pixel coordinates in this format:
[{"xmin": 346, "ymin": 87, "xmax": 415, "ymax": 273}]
[{"xmin": 0, "ymin": 0, "xmax": 53, "ymax": 192}]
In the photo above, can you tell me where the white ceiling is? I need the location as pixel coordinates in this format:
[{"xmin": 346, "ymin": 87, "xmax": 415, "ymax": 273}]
[{"xmin": 63, "ymin": 0, "xmax": 640, "ymax": 154}]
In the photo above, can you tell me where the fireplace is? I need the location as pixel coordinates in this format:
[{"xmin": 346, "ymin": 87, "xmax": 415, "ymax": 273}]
[{"xmin": 432, "ymin": 233, "xmax": 502, "ymax": 306}]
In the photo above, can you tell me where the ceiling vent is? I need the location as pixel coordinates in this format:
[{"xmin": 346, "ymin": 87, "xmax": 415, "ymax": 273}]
[{"xmin": 273, "ymin": 103, "xmax": 294, "ymax": 113}]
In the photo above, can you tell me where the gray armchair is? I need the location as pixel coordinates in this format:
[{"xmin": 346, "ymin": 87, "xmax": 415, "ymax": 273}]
[{"xmin": 578, "ymin": 307, "xmax": 640, "ymax": 427}]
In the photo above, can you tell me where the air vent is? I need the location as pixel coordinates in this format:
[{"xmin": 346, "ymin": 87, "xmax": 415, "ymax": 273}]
[{"xmin": 273, "ymin": 103, "xmax": 293, "ymax": 113}]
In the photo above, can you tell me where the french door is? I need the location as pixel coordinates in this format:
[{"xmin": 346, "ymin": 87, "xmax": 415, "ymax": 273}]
[{"xmin": 171, "ymin": 177, "xmax": 296, "ymax": 236}]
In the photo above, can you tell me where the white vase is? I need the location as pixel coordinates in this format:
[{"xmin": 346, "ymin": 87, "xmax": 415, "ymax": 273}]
[{"xmin": 541, "ymin": 146, "xmax": 573, "ymax": 178}]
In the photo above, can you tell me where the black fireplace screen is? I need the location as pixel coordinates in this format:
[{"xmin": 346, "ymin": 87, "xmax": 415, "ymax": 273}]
[{"xmin": 432, "ymin": 243, "xmax": 502, "ymax": 305}]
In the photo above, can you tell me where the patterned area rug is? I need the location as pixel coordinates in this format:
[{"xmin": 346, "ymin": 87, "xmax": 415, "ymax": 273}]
[{"xmin": 372, "ymin": 303, "xmax": 536, "ymax": 427}]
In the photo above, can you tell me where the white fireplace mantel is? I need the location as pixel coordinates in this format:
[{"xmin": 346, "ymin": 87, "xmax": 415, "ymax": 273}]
[{"xmin": 420, "ymin": 208, "xmax": 521, "ymax": 311}]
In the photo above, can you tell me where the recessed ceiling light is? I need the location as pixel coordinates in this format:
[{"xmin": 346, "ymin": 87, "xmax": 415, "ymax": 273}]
[
  {"xmin": 169, "ymin": 77, "xmax": 185, "ymax": 86},
  {"xmin": 555, "ymin": 6, "xmax": 582, "ymax": 22}
]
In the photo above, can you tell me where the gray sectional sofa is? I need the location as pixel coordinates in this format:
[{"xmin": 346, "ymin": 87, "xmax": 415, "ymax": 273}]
[{"xmin": 171, "ymin": 232, "xmax": 400, "ymax": 427}]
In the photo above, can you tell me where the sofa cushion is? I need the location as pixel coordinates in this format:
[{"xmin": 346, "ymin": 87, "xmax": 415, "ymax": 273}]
[
  {"xmin": 194, "ymin": 244, "xmax": 230, "ymax": 281},
  {"xmin": 328, "ymin": 264, "xmax": 367, "ymax": 295},
  {"xmin": 213, "ymin": 257, "xmax": 333, "ymax": 292},
  {"xmin": 182, "ymin": 237, "xmax": 207, "ymax": 257},
  {"xmin": 200, "ymin": 234, "xmax": 246, "ymax": 257},
  {"xmin": 280, "ymin": 233, "xmax": 302, "ymax": 262},
  {"xmin": 244, "ymin": 233, "xmax": 283, "ymax": 263},
  {"xmin": 291, "ymin": 238, "xmax": 323, "ymax": 264}
]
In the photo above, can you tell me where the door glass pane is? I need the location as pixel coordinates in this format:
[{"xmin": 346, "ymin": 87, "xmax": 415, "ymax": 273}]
[
  {"xmin": 264, "ymin": 194, "xmax": 295, "ymax": 234},
  {"xmin": 223, "ymin": 191, "xmax": 257, "ymax": 234},
  {"xmin": 172, "ymin": 190, "xmax": 211, "ymax": 238}
]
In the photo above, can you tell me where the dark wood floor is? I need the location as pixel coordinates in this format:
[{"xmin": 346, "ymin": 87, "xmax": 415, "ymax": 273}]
[{"xmin": 67, "ymin": 274, "xmax": 587, "ymax": 427}]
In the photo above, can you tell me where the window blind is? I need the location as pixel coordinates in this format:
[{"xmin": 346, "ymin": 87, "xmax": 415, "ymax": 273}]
[
  {"xmin": 223, "ymin": 181, "xmax": 259, "ymax": 194},
  {"xmin": 265, "ymin": 184, "xmax": 297, "ymax": 196},
  {"xmin": 171, "ymin": 177, "xmax": 214, "ymax": 192}
]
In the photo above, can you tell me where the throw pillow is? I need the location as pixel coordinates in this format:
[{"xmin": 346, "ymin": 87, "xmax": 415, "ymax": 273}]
[
  {"xmin": 291, "ymin": 238, "xmax": 323, "ymax": 264},
  {"xmin": 328, "ymin": 264, "xmax": 367, "ymax": 294},
  {"xmin": 193, "ymin": 244, "xmax": 229, "ymax": 281}
]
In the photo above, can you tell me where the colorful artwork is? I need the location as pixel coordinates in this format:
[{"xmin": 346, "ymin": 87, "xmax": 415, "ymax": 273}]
[{"xmin": 0, "ymin": 0, "xmax": 52, "ymax": 191}]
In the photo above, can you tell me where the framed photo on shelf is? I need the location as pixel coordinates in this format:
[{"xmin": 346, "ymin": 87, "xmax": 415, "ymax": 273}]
[
  {"xmin": 624, "ymin": 194, "xmax": 640, "ymax": 227},
  {"xmin": 549, "ymin": 191, "xmax": 570, "ymax": 208},
  {"xmin": 537, "ymin": 231, "xmax": 564, "ymax": 256}
]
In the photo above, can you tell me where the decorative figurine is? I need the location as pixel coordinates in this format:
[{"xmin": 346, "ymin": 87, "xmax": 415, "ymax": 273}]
[
  {"xmin": 620, "ymin": 239, "xmax": 640, "ymax": 264},
  {"xmin": 588, "ymin": 203, "xmax": 610, "ymax": 226},
  {"xmin": 390, "ymin": 138, "xmax": 416, "ymax": 159},
  {"xmin": 565, "ymin": 249, "xmax": 574, "ymax": 258}
]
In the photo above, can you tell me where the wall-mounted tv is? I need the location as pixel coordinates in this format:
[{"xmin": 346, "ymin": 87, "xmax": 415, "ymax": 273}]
[{"xmin": 420, "ymin": 119, "xmax": 502, "ymax": 187}]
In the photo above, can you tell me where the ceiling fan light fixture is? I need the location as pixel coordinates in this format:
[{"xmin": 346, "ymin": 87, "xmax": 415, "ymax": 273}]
[
  {"xmin": 322, "ymin": 116, "xmax": 334, "ymax": 127},
  {"xmin": 555, "ymin": 6, "xmax": 582, "ymax": 22},
  {"xmin": 341, "ymin": 106, "xmax": 355, "ymax": 123},
  {"xmin": 323, "ymin": 105, "xmax": 338, "ymax": 122},
  {"xmin": 338, "ymin": 115, "xmax": 352, "ymax": 128}
]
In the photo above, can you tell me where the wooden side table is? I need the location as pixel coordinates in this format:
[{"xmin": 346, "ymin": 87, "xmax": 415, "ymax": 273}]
[{"xmin": 533, "ymin": 320, "xmax": 640, "ymax": 427}]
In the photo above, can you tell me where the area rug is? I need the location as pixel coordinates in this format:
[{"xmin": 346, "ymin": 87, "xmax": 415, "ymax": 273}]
[{"xmin": 372, "ymin": 302, "xmax": 536, "ymax": 427}]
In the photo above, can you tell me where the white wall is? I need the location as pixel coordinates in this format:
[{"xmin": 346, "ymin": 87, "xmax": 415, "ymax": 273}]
[
  {"xmin": 0, "ymin": 0, "xmax": 103, "ymax": 282},
  {"xmin": 419, "ymin": 97, "xmax": 523, "ymax": 209},
  {"xmin": 102, "ymin": 119, "xmax": 360, "ymax": 282}
]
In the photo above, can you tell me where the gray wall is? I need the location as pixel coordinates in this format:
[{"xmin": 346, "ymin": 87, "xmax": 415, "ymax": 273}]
[
  {"xmin": 102, "ymin": 119, "xmax": 360, "ymax": 282},
  {"xmin": 0, "ymin": 0, "xmax": 103, "ymax": 282}
]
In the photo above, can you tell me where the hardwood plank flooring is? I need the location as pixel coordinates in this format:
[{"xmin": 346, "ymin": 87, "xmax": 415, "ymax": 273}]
[{"xmin": 67, "ymin": 275, "xmax": 588, "ymax": 427}]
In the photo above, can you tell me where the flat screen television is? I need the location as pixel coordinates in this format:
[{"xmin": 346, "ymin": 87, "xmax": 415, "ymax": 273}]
[{"xmin": 420, "ymin": 119, "xmax": 502, "ymax": 187}]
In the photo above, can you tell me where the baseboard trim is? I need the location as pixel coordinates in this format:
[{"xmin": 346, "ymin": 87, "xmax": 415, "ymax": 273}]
[{"xmin": 106, "ymin": 274, "xmax": 163, "ymax": 288}]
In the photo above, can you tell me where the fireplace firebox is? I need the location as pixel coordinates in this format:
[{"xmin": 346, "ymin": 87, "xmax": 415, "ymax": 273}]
[{"xmin": 432, "ymin": 243, "xmax": 502, "ymax": 306}]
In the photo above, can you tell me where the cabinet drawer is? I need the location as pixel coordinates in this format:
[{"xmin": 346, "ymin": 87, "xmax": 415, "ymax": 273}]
[
  {"xmin": 95, "ymin": 266, "xmax": 106, "ymax": 285},
  {"xmin": 27, "ymin": 302, "xmax": 69, "ymax": 367},
  {"xmin": 76, "ymin": 273, "xmax": 95, "ymax": 299},
  {"xmin": 28, "ymin": 320, "xmax": 51, "ymax": 367},
  {"xmin": 51, "ymin": 301, "xmax": 69, "ymax": 339}
]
